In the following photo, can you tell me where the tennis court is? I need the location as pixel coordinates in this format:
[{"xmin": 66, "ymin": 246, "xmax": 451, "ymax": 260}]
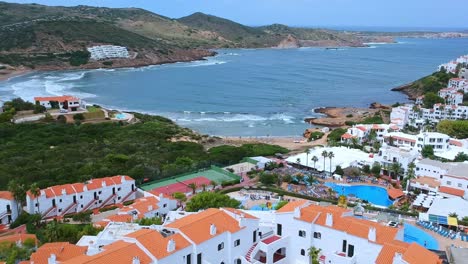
[{"xmin": 141, "ymin": 166, "xmax": 240, "ymax": 192}]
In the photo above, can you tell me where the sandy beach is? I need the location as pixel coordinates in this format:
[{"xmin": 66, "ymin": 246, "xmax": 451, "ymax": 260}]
[{"xmin": 0, "ymin": 67, "xmax": 32, "ymax": 81}]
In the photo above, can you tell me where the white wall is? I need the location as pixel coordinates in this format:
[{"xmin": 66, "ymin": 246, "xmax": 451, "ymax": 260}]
[{"xmin": 0, "ymin": 198, "xmax": 19, "ymax": 225}]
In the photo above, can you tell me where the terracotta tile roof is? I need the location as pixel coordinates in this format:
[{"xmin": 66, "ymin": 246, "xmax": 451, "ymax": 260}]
[
  {"xmin": 341, "ymin": 133, "xmax": 356, "ymax": 139},
  {"xmin": 343, "ymin": 217, "xmax": 400, "ymax": 245},
  {"xmin": 34, "ymin": 95, "xmax": 80, "ymax": 102},
  {"xmin": 221, "ymin": 208, "xmax": 259, "ymax": 219},
  {"xmin": 119, "ymin": 196, "xmax": 159, "ymax": 216},
  {"xmin": 125, "ymin": 229, "xmax": 191, "ymax": 260},
  {"xmin": 411, "ymin": 176, "xmax": 441, "ymax": 189},
  {"xmin": 356, "ymin": 126, "xmax": 368, "ymax": 132},
  {"xmin": 449, "ymin": 139, "xmax": 463, "ymax": 147},
  {"xmin": 106, "ymin": 214, "xmax": 133, "ymax": 223},
  {"xmin": 387, "ymin": 188, "xmax": 405, "ymax": 200},
  {"xmin": 0, "ymin": 234, "xmax": 37, "ymax": 245},
  {"xmin": 439, "ymin": 186, "xmax": 465, "ymax": 197},
  {"xmin": 275, "ymin": 200, "xmax": 308, "ymax": 213},
  {"xmin": 166, "ymin": 208, "xmax": 242, "ymax": 244},
  {"xmin": 402, "ymin": 243, "xmax": 442, "ymax": 264},
  {"xmin": 0, "ymin": 191, "xmax": 14, "ymax": 200},
  {"xmin": 30, "ymin": 242, "xmax": 87, "ymax": 264},
  {"xmin": 27, "ymin": 176, "xmax": 134, "ymax": 198},
  {"xmin": 385, "ymin": 135, "xmax": 416, "ymax": 143},
  {"xmin": 64, "ymin": 241, "xmax": 152, "ymax": 264},
  {"xmin": 376, "ymin": 240, "xmax": 410, "ymax": 264}
]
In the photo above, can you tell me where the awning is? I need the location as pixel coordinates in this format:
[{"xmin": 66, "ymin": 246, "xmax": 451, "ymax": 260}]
[
  {"xmin": 428, "ymin": 214, "xmax": 458, "ymax": 226},
  {"xmin": 448, "ymin": 217, "xmax": 458, "ymax": 226},
  {"xmin": 387, "ymin": 188, "xmax": 405, "ymax": 200}
]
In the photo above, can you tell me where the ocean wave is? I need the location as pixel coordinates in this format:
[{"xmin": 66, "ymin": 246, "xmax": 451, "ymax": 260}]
[{"xmin": 175, "ymin": 112, "xmax": 296, "ymax": 124}]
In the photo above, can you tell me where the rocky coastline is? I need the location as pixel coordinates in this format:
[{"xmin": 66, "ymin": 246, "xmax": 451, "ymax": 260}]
[{"xmin": 390, "ymin": 82, "xmax": 419, "ymax": 100}]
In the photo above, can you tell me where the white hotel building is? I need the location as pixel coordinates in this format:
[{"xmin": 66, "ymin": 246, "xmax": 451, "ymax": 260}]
[
  {"xmin": 411, "ymin": 159, "xmax": 468, "ymax": 200},
  {"xmin": 0, "ymin": 191, "xmax": 19, "ymax": 225},
  {"xmin": 25, "ymin": 203, "xmax": 441, "ymax": 264},
  {"xmin": 26, "ymin": 176, "xmax": 136, "ymax": 218},
  {"xmin": 87, "ymin": 45, "xmax": 130, "ymax": 60}
]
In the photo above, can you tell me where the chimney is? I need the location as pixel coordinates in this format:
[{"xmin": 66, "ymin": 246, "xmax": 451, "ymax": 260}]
[
  {"xmin": 61, "ymin": 189, "xmax": 66, "ymax": 196},
  {"xmin": 159, "ymin": 193, "xmax": 164, "ymax": 200},
  {"xmin": 368, "ymin": 227, "xmax": 377, "ymax": 242},
  {"xmin": 167, "ymin": 239, "xmax": 176, "ymax": 252},
  {"xmin": 132, "ymin": 257, "xmax": 140, "ymax": 264},
  {"xmin": 47, "ymin": 254, "xmax": 57, "ymax": 264},
  {"xmin": 325, "ymin": 213, "xmax": 333, "ymax": 227},
  {"xmin": 102, "ymin": 180, "xmax": 106, "ymax": 187},
  {"xmin": 293, "ymin": 207, "xmax": 301, "ymax": 218},
  {"xmin": 148, "ymin": 205, "xmax": 153, "ymax": 211},
  {"xmin": 210, "ymin": 224, "xmax": 217, "ymax": 236},
  {"xmin": 83, "ymin": 185, "xmax": 88, "ymax": 192},
  {"xmin": 121, "ymin": 175, "xmax": 126, "ymax": 182}
]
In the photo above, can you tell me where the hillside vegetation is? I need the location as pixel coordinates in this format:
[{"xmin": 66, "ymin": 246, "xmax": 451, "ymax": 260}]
[
  {"xmin": 0, "ymin": 1, "xmax": 380, "ymax": 68},
  {"xmin": 392, "ymin": 70, "xmax": 458, "ymax": 99},
  {"xmin": 0, "ymin": 112, "xmax": 288, "ymax": 190}
]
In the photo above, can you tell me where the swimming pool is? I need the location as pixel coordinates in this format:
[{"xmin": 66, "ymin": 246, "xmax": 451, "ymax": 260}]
[
  {"xmin": 325, "ymin": 183, "xmax": 393, "ymax": 207},
  {"xmin": 250, "ymin": 203, "xmax": 278, "ymax": 211},
  {"xmin": 403, "ymin": 224, "xmax": 439, "ymax": 250},
  {"xmin": 115, "ymin": 113, "xmax": 126, "ymax": 120}
]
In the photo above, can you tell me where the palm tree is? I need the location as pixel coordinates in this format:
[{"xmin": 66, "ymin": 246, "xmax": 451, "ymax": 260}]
[
  {"xmin": 201, "ymin": 183, "xmax": 207, "ymax": 192},
  {"xmin": 311, "ymin": 156, "xmax": 319, "ymax": 171},
  {"xmin": 210, "ymin": 180, "xmax": 217, "ymax": 189},
  {"xmin": 296, "ymin": 158, "xmax": 301, "ymax": 165},
  {"xmin": 321, "ymin": 150, "xmax": 328, "ymax": 172},
  {"xmin": 404, "ymin": 162, "xmax": 416, "ymax": 191},
  {"xmin": 305, "ymin": 149, "xmax": 311, "ymax": 167},
  {"xmin": 391, "ymin": 162, "xmax": 403, "ymax": 181},
  {"xmin": 308, "ymin": 246, "xmax": 321, "ymax": 264},
  {"xmin": 8, "ymin": 180, "xmax": 25, "ymax": 214},
  {"xmin": 29, "ymin": 183, "xmax": 40, "ymax": 214},
  {"xmin": 187, "ymin": 183, "xmax": 197, "ymax": 195},
  {"xmin": 328, "ymin": 152, "xmax": 335, "ymax": 175}
]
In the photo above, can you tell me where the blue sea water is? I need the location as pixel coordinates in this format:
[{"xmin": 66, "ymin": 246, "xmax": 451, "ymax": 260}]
[
  {"xmin": 325, "ymin": 182, "xmax": 393, "ymax": 207},
  {"xmin": 1, "ymin": 38, "xmax": 468, "ymax": 136}
]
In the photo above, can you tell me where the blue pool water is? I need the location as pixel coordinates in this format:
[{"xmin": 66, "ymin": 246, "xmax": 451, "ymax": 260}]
[
  {"xmin": 250, "ymin": 203, "xmax": 278, "ymax": 211},
  {"xmin": 325, "ymin": 183, "xmax": 393, "ymax": 207},
  {"xmin": 403, "ymin": 224, "xmax": 439, "ymax": 250},
  {"xmin": 115, "ymin": 113, "xmax": 126, "ymax": 119}
]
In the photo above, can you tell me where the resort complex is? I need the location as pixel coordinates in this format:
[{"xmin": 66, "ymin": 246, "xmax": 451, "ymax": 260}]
[{"xmin": 87, "ymin": 45, "xmax": 130, "ymax": 60}]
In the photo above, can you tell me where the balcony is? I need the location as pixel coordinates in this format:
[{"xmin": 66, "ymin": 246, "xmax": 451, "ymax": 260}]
[{"xmin": 327, "ymin": 251, "xmax": 357, "ymax": 264}]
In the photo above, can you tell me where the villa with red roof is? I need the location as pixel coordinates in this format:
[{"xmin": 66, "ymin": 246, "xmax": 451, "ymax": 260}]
[
  {"xmin": 341, "ymin": 124, "xmax": 400, "ymax": 144},
  {"xmin": 26, "ymin": 176, "xmax": 136, "ymax": 219},
  {"xmin": 34, "ymin": 95, "xmax": 84, "ymax": 112}
]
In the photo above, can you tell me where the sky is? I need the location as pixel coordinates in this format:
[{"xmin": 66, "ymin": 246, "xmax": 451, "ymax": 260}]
[{"xmin": 6, "ymin": 0, "xmax": 468, "ymax": 29}]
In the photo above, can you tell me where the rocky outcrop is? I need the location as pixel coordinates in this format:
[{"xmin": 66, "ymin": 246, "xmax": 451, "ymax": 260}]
[
  {"xmin": 391, "ymin": 82, "xmax": 419, "ymax": 100},
  {"xmin": 276, "ymin": 35, "xmax": 300, "ymax": 49}
]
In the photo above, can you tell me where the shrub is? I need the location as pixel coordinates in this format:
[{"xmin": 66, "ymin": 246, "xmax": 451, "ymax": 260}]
[
  {"xmin": 345, "ymin": 121, "xmax": 357, "ymax": 126},
  {"xmin": 73, "ymin": 113, "xmax": 85, "ymax": 121},
  {"xmin": 71, "ymin": 211, "xmax": 92, "ymax": 223},
  {"xmin": 56, "ymin": 115, "xmax": 67, "ymax": 124},
  {"xmin": 99, "ymin": 205, "xmax": 118, "ymax": 213},
  {"xmin": 123, "ymin": 200, "xmax": 134, "ymax": 206},
  {"xmin": 346, "ymin": 114, "xmax": 353, "ymax": 118},
  {"xmin": 308, "ymin": 131, "xmax": 324, "ymax": 141}
]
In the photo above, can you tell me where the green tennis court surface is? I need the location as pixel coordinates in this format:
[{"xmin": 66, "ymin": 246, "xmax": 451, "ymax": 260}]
[{"xmin": 141, "ymin": 166, "xmax": 240, "ymax": 191}]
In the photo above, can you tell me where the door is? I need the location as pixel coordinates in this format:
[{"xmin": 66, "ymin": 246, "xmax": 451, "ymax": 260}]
[
  {"xmin": 348, "ymin": 244, "xmax": 354, "ymax": 257},
  {"xmin": 277, "ymin": 224, "xmax": 282, "ymax": 236},
  {"xmin": 196, "ymin": 253, "xmax": 202, "ymax": 264},
  {"xmin": 342, "ymin": 240, "xmax": 347, "ymax": 253},
  {"xmin": 253, "ymin": 230, "xmax": 257, "ymax": 243},
  {"xmin": 73, "ymin": 196, "xmax": 77, "ymax": 203},
  {"xmin": 52, "ymin": 199, "xmax": 56, "ymax": 207}
]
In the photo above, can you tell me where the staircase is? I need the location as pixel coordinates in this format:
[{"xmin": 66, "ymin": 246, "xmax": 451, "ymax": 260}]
[
  {"xmin": 245, "ymin": 243, "xmax": 258, "ymax": 262},
  {"xmin": 101, "ymin": 194, "xmax": 116, "ymax": 207},
  {"xmin": 42, "ymin": 206, "xmax": 57, "ymax": 218},
  {"xmin": 81, "ymin": 199, "xmax": 97, "ymax": 212},
  {"xmin": 0, "ymin": 211, "xmax": 8, "ymax": 220},
  {"xmin": 61, "ymin": 202, "xmax": 77, "ymax": 216},
  {"xmin": 120, "ymin": 189, "xmax": 136, "ymax": 203}
]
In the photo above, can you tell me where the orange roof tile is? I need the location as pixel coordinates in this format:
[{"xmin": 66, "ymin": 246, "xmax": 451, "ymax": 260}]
[
  {"xmin": 411, "ymin": 176, "xmax": 441, "ymax": 189},
  {"xmin": 275, "ymin": 200, "xmax": 308, "ymax": 213},
  {"xmin": 119, "ymin": 196, "xmax": 159, "ymax": 216},
  {"xmin": 387, "ymin": 188, "xmax": 404, "ymax": 200},
  {"xmin": 106, "ymin": 214, "xmax": 133, "ymax": 223},
  {"xmin": 376, "ymin": 240, "xmax": 410, "ymax": 264},
  {"xmin": 356, "ymin": 126, "xmax": 368, "ymax": 132},
  {"xmin": 449, "ymin": 139, "xmax": 463, "ymax": 147},
  {"xmin": 64, "ymin": 241, "xmax": 152, "ymax": 264},
  {"xmin": 0, "ymin": 234, "xmax": 37, "ymax": 245},
  {"xmin": 166, "ymin": 208, "xmax": 242, "ymax": 244},
  {"xmin": 34, "ymin": 95, "xmax": 80, "ymax": 102},
  {"xmin": 439, "ymin": 186, "xmax": 465, "ymax": 197},
  {"xmin": 402, "ymin": 243, "xmax": 442, "ymax": 264},
  {"xmin": 341, "ymin": 133, "xmax": 356, "ymax": 139},
  {"xmin": 221, "ymin": 208, "xmax": 258, "ymax": 219},
  {"xmin": 0, "ymin": 191, "xmax": 14, "ymax": 200},
  {"xmin": 125, "ymin": 229, "xmax": 191, "ymax": 260},
  {"xmin": 31, "ymin": 242, "xmax": 87, "ymax": 264}
]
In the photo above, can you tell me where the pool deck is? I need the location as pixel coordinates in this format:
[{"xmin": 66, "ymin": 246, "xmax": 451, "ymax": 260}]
[{"xmin": 406, "ymin": 221, "xmax": 468, "ymax": 251}]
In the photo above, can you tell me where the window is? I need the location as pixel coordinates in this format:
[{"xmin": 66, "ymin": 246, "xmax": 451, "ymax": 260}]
[
  {"xmin": 313, "ymin": 232, "xmax": 321, "ymax": 239},
  {"xmin": 59, "ymin": 199, "xmax": 62, "ymax": 203},
  {"xmin": 300, "ymin": 249, "xmax": 305, "ymax": 256},
  {"xmin": 348, "ymin": 244, "xmax": 355, "ymax": 258},
  {"xmin": 163, "ymin": 204, "xmax": 167, "ymax": 208},
  {"xmin": 234, "ymin": 239, "xmax": 240, "ymax": 247},
  {"xmin": 235, "ymin": 259, "xmax": 241, "ymax": 264},
  {"xmin": 98, "ymin": 191, "xmax": 102, "ymax": 194},
  {"xmin": 197, "ymin": 253, "xmax": 202, "ymax": 264},
  {"xmin": 80, "ymin": 195, "xmax": 83, "ymax": 199},
  {"xmin": 298, "ymin": 230, "xmax": 306, "ymax": 237},
  {"xmin": 118, "ymin": 187, "xmax": 121, "ymax": 191},
  {"xmin": 218, "ymin": 242, "xmax": 224, "ymax": 251},
  {"xmin": 447, "ymin": 181, "xmax": 452, "ymax": 185}
]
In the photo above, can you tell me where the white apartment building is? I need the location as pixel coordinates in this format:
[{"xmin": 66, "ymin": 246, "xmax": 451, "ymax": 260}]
[
  {"xmin": 26, "ymin": 204, "xmax": 441, "ymax": 264},
  {"xmin": 391, "ymin": 104, "xmax": 468, "ymax": 128},
  {"xmin": 374, "ymin": 145, "xmax": 419, "ymax": 180},
  {"xmin": 390, "ymin": 106, "xmax": 411, "ymax": 129},
  {"xmin": 438, "ymin": 55, "xmax": 468, "ymax": 74},
  {"xmin": 438, "ymin": 88, "xmax": 463, "ymax": 105},
  {"xmin": 341, "ymin": 124, "xmax": 399, "ymax": 144},
  {"xmin": 0, "ymin": 191, "xmax": 19, "ymax": 225},
  {"xmin": 87, "ymin": 45, "xmax": 130, "ymax": 60},
  {"xmin": 413, "ymin": 159, "xmax": 468, "ymax": 199},
  {"xmin": 34, "ymin": 95, "xmax": 84, "ymax": 112},
  {"xmin": 415, "ymin": 132, "xmax": 450, "ymax": 152},
  {"xmin": 26, "ymin": 176, "xmax": 136, "ymax": 219},
  {"xmin": 383, "ymin": 132, "xmax": 417, "ymax": 149},
  {"xmin": 448, "ymin": 78, "xmax": 468, "ymax": 93}
]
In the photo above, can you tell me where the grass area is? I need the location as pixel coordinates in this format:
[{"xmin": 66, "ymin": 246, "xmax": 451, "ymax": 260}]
[
  {"xmin": 83, "ymin": 109, "xmax": 105, "ymax": 120},
  {"xmin": 140, "ymin": 166, "xmax": 240, "ymax": 191}
]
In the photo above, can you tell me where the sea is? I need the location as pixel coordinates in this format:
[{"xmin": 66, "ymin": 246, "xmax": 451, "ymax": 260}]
[{"xmin": 1, "ymin": 38, "xmax": 468, "ymax": 136}]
